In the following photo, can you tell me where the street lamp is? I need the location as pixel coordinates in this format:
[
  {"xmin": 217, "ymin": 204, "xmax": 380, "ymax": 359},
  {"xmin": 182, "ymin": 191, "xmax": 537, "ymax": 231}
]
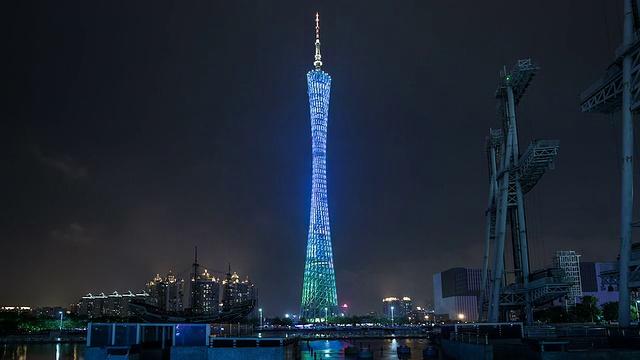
[
  {"xmin": 324, "ymin": 307, "xmax": 328, "ymax": 326},
  {"xmin": 259, "ymin": 308, "xmax": 263, "ymax": 329},
  {"xmin": 59, "ymin": 311, "xmax": 63, "ymax": 331},
  {"xmin": 391, "ymin": 306, "xmax": 394, "ymax": 326}
]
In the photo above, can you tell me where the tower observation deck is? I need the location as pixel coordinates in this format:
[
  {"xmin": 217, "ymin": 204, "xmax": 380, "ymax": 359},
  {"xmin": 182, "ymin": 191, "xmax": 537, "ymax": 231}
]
[{"xmin": 300, "ymin": 13, "xmax": 338, "ymax": 322}]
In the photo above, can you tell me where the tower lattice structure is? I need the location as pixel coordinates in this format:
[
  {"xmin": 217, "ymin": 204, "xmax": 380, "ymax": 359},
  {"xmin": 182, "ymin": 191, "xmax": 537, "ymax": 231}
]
[
  {"xmin": 479, "ymin": 60, "xmax": 568, "ymax": 325},
  {"xmin": 300, "ymin": 12, "xmax": 338, "ymax": 321},
  {"xmin": 579, "ymin": 0, "xmax": 639, "ymax": 328}
]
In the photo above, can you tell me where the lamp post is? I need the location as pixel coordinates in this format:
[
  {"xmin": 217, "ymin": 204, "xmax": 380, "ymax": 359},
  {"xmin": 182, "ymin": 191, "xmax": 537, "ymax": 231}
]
[
  {"xmin": 391, "ymin": 306, "xmax": 394, "ymax": 327},
  {"xmin": 324, "ymin": 307, "xmax": 328, "ymax": 326},
  {"xmin": 259, "ymin": 308, "xmax": 263, "ymax": 329},
  {"xmin": 59, "ymin": 311, "xmax": 63, "ymax": 331}
]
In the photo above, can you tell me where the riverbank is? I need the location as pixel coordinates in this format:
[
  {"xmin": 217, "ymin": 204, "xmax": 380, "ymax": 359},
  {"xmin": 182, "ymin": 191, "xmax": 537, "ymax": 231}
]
[{"xmin": 0, "ymin": 331, "xmax": 86, "ymax": 343}]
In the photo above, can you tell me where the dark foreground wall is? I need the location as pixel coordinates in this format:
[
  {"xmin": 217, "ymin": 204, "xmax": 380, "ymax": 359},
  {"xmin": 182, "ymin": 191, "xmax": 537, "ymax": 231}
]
[
  {"xmin": 441, "ymin": 339, "xmax": 640, "ymax": 360},
  {"xmin": 86, "ymin": 343, "xmax": 301, "ymax": 360},
  {"xmin": 441, "ymin": 339, "xmax": 493, "ymax": 360},
  {"xmin": 532, "ymin": 349, "xmax": 640, "ymax": 360}
]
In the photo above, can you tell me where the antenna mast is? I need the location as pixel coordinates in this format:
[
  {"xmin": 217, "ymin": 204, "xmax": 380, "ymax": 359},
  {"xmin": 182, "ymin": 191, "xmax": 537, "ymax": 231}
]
[
  {"xmin": 314, "ymin": 12, "xmax": 323, "ymax": 70},
  {"xmin": 190, "ymin": 246, "xmax": 200, "ymax": 311}
]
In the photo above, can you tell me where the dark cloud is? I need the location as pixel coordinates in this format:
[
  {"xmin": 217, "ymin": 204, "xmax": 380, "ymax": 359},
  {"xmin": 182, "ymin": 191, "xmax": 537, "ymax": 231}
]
[
  {"xmin": 33, "ymin": 147, "xmax": 89, "ymax": 181},
  {"xmin": 51, "ymin": 223, "xmax": 93, "ymax": 244}
]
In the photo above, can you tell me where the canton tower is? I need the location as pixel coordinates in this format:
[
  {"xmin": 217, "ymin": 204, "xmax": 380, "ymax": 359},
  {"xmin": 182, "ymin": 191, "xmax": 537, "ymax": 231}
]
[{"xmin": 300, "ymin": 12, "xmax": 338, "ymax": 321}]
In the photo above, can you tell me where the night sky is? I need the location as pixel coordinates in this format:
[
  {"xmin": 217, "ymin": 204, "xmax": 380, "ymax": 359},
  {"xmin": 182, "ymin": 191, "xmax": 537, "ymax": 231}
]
[{"xmin": 4, "ymin": 1, "xmax": 637, "ymax": 317}]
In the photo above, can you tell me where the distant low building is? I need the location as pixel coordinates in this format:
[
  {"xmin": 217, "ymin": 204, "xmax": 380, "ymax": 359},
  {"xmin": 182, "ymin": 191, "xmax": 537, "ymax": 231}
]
[
  {"xmin": 0, "ymin": 306, "xmax": 33, "ymax": 314},
  {"xmin": 433, "ymin": 267, "xmax": 491, "ymax": 322},
  {"xmin": 409, "ymin": 306, "xmax": 435, "ymax": 323},
  {"xmin": 106, "ymin": 291, "xmax": 138, "ymax": 317},
  {"xmin": 580, "ymin": 262, "xmax": 619, "ymax": 304},
  {"xmin": 552, "ymin": 261, "xmax": 619, "ymax": 307},
  {"xmin": 78, "ymin": 291, "xmax": 148, "ymax": 318},
  {"xmin": 79, "ymin": 293, "xmax": 107, "ymax": 318},
  {"xmin": 340, "ymin": 303, "xmax": 349, "ymax": 317},
  {"xmin": 34, "ymin": 306, "xmax": 66, "ymax": 318}
]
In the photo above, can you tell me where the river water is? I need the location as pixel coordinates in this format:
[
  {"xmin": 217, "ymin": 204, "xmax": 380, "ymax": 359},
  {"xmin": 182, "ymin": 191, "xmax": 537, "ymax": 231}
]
[
  {"xmin": 302, "ymin": 338, "xmax": 443, "ymax": 359},
  {"xmin": 1, "ymin": 343, "xmax": 85, "ymax": 360},
  {"xmin": 1, "ymin": 338, "xmax": 442, "ymax": 359}
]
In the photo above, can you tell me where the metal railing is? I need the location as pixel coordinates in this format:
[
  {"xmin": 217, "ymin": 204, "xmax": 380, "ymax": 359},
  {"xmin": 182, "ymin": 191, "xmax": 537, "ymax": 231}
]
[
  {"xmin": 449, "ymin": 332, "xmax": 489, "ymax": 345},
  {"xmin": 524, "ymin": 325, "xmax": 608, "ymax": 339}
]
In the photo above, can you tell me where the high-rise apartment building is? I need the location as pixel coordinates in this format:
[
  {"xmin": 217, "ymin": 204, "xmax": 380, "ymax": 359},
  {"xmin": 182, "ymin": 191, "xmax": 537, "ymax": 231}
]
[
  {"xmin": 191, "ymin": 269, "xmax": 220, "ymax": 314},
  {"xmin": 222, "ymin": 271, "xmax": 258, "ymax": 316},
  {"xmin": 382, "ymin": 297, "xmax": 413, "ymax": 318},
  {"xmin": 554, "ymin": 250, "xmax": 583, "ymax": 308},
  {"xmin": 146, "ymin": 272, "xmax": 184, "ymax": 312}
]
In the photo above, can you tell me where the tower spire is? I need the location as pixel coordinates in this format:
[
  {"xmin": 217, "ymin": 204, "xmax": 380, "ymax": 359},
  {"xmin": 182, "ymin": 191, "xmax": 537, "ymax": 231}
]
[{"xmin": 314, "ymin": 12, "xmax": 323, "ymax": 70}]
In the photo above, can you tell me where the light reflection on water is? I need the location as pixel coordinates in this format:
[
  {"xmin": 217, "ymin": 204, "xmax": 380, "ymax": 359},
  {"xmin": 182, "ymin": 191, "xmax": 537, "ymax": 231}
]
[
  {"xmin": 1, "ymin": 343, "xmax": 84, "ymax": 360},
  {"xmin": 0, "ymin": 338, "xmax": 440, "ymax": 359},
  {"xmin": 302, "ymin": 338, "xmax": 443, "ymax": 359}
]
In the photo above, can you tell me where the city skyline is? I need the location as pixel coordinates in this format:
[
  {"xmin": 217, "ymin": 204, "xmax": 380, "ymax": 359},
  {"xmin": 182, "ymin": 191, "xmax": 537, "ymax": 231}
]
[{"xmin": 3, "ymin": 1, "xmax": 636, "ymax": 316}]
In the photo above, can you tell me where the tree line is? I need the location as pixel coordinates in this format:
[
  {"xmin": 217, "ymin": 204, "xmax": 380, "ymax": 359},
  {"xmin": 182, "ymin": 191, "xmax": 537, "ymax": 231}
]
[{"xmin": 533, "ymin": 295, "xmax": 639, "ymax": 324}]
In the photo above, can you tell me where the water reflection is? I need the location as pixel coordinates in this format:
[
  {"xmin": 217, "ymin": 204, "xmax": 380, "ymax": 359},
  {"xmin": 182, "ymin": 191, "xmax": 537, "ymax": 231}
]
[
  {"xmin": 1, "ymin": 344, "xmax": 27, "ymax": 360},
  {"xmin": 302, "ymin": 338, "xmax": 442, "ymax": 359},
  {"xmin": 1, "ymin": 339, "xmax": 436, "ymax": 359},
  {"xmin": 1, "ymin": 343, "xmax": 83, "ymax": 360}
]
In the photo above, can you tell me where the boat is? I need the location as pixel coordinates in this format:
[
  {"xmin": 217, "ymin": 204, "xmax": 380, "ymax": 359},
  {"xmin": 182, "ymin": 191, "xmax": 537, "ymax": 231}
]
[
  {"xmin": 397, "ymin": 343, "xmax": 411, "ymax": 358},
  {"xmin": 357, "ymin": 348, "xmax": 373, "ymax": 359},
  {"xmin": 129, "ymin": 247, "xmax": 255, "ymax": 324},
  {"xmin": 129, "ymin": 298, "xmax": 255, "ymax": 324},
  {"xmin": 423, "ymin": 346, "xmax": 439, "ymax": 358},
  {"xmin": 344, "ymin": 344, "xmax": 359, "ymax": 357}
]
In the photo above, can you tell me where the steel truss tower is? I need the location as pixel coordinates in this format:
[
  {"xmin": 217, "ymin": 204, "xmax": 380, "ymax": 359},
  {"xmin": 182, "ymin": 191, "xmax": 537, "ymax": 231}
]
[
  {"xmin": 579, "ymin": 0, "xmax": 640, "ymax": 328},
  {"xmin": 300, "ymin": 12, "xmax": 338, "ymax": 321},
  {"xmin": 480, "ymin": 60, "xmax": 568, "ymax": 325}
]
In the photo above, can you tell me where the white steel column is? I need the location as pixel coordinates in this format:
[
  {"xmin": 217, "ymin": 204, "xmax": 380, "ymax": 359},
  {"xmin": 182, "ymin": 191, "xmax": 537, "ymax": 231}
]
[
  {"xmin": 507, "ymin": 83, "xmax": 532, "ymax": 326},
  {"xmin": 619, "ymin": 0, "xmax": 634, "ymax": 328},
  {"xmin": 489, "ymin": 122, "xmax": 514, "ymax": 323}
]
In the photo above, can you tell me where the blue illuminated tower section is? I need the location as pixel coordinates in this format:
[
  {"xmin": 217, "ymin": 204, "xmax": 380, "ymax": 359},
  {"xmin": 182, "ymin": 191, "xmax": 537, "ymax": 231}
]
[{"xmin": 300, "ymin": 12, "xmax": 338, "ymax": 321}]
